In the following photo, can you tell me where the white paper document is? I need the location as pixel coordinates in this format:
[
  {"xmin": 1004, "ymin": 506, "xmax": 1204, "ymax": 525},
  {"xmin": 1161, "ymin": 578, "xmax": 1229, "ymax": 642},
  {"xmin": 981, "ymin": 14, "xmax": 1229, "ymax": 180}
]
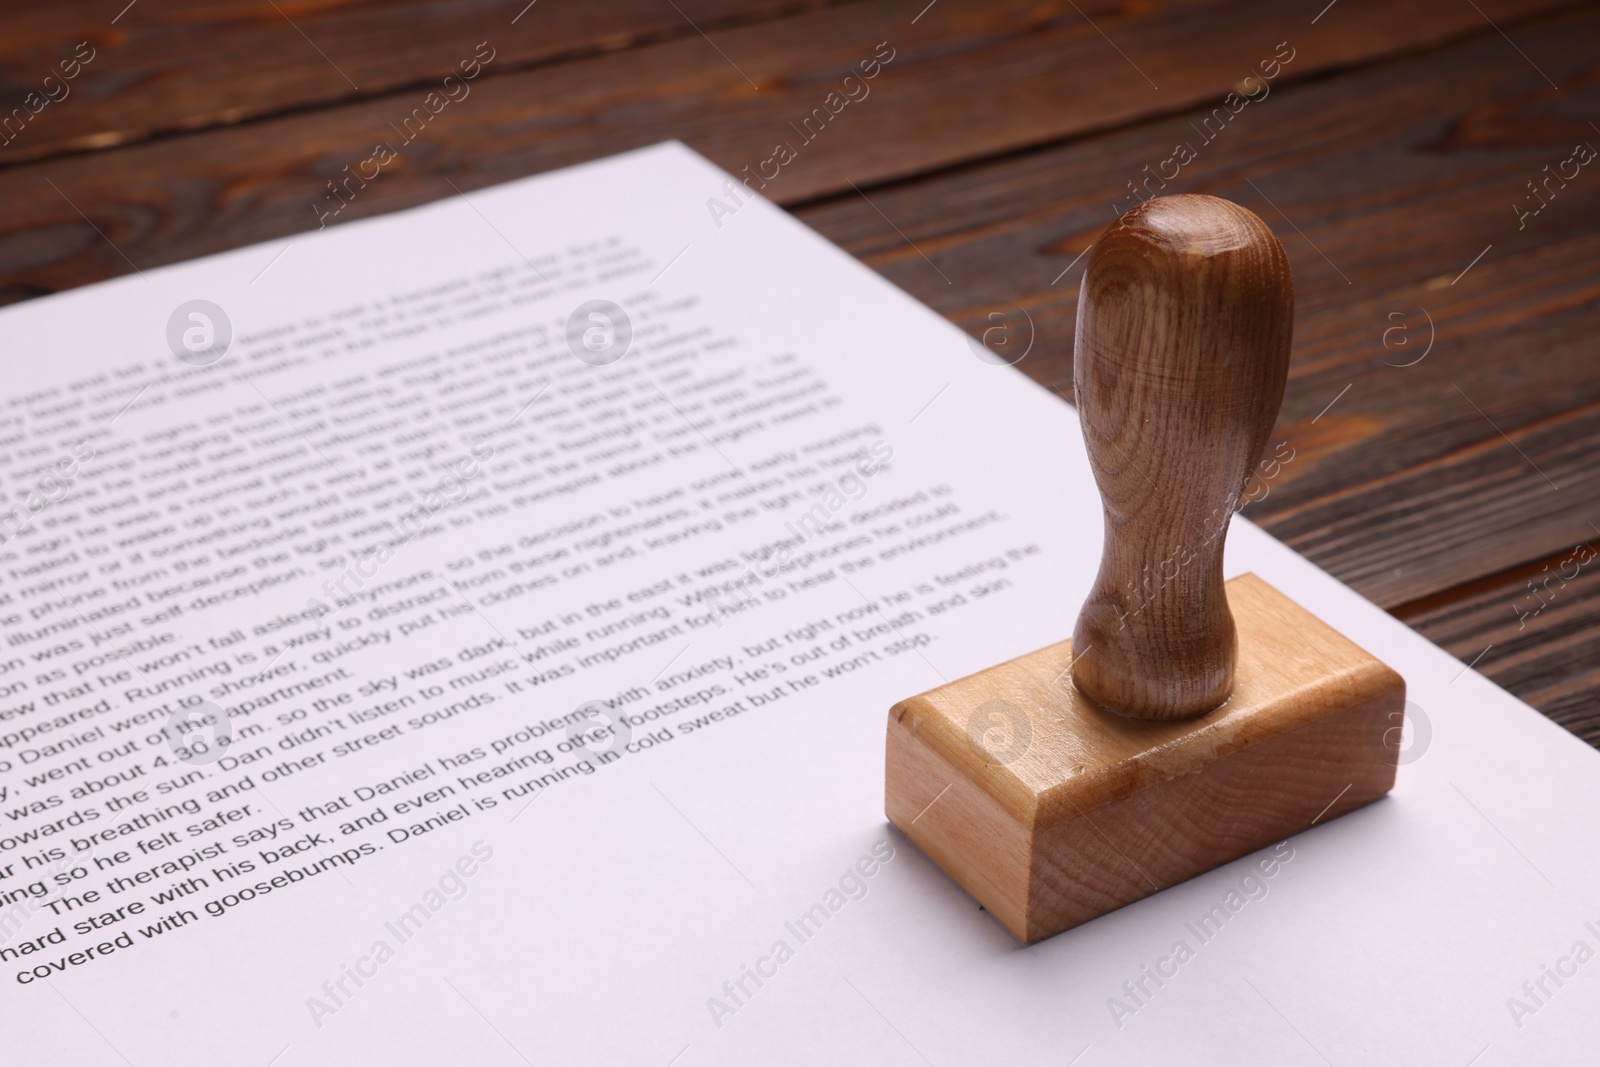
[{"xmin": 1, "ymin": 142, "xmax": 1596, "ymax": 1065}]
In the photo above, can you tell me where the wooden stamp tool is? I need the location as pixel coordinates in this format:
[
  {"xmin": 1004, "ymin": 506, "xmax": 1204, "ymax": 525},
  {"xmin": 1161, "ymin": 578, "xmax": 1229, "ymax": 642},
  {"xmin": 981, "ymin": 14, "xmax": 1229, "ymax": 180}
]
[{"xmin": 885, "ymin": 194, "xmax": 1405, "ymax": 944}]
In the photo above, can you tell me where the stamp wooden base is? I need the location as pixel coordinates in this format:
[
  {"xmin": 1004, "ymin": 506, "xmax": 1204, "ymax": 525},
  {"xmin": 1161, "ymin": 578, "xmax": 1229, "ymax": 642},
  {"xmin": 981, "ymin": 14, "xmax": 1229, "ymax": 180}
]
[{"xmin": 884, "ymin": 573, "xmax": 1404, "ymax": 944}]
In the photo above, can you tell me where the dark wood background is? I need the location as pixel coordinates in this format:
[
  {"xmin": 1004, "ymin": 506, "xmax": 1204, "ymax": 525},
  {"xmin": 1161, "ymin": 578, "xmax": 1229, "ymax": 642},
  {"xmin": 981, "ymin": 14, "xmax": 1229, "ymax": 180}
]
[{"xmin": 3, "ymin": 1, "xmax": 1596, "ymax": 742}]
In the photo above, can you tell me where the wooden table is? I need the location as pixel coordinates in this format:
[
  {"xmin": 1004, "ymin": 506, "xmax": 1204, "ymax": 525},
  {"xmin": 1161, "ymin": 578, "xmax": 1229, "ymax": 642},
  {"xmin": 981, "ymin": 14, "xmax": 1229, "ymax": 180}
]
[{"xmin": 4, "ymin": 1, "xmax": 1596, "ymax": 742}]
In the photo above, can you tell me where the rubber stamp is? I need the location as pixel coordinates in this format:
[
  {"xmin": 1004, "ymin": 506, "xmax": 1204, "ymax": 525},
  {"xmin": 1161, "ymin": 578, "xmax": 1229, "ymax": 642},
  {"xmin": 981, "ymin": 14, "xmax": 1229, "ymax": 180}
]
[{"xmin": 884, "ymin": 194, "xmax": 1405, "ymax": 943}]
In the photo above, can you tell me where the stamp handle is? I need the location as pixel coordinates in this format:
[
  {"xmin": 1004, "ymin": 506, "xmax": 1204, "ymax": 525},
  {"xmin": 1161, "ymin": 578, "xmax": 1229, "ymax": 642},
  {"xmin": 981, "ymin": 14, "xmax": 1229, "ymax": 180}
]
[{"xmin": 1070, "ymin": 194, "xmax": 1294, "ymax": 720}]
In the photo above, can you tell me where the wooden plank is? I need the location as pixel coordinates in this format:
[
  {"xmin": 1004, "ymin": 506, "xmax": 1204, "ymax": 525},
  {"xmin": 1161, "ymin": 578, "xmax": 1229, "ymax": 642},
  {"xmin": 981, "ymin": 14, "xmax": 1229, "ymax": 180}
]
[
  {"xmin": 0, "ymin": 0, "xmax": 855, "ymax": 165},
  {"xmin": 0, "ymin": 0, "xmax": 1572, "ymax": 304},
  {"xmin": 1263, "ymin": 387, "xmax": 1600, "ymax": 606},
  {"xmin": 1395, "ymin": 534, "xmax": 1600, "ymax": 746},
  {"xmin": 791, "ymin": 4, "xmax": 1600, "ymax": 608}
]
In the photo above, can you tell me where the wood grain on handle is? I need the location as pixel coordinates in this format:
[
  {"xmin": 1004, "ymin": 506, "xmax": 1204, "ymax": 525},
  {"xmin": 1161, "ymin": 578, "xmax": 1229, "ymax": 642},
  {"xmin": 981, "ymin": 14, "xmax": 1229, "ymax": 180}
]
[{"xmin": 1071, "ymin": 195, "xmax": 1294, "ymax": 720}]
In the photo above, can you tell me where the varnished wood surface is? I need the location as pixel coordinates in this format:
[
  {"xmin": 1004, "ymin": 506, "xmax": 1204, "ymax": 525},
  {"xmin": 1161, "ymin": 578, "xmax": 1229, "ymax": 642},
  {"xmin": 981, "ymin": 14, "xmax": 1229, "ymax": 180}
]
[
  {"xmin": 0, "ymin": 1, "xmax": 1595, "ymax": 742},
  {"xmin": 1394, "ymin": 537, "xmax": 1600, "ymax": 743},
  {"xmin": 0, "ymin": 1, "xmax": 862, "ymax": 164},
  {"xmin": 0, "ymin": 0, "xmax": 1577, "ymax": 299}
]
